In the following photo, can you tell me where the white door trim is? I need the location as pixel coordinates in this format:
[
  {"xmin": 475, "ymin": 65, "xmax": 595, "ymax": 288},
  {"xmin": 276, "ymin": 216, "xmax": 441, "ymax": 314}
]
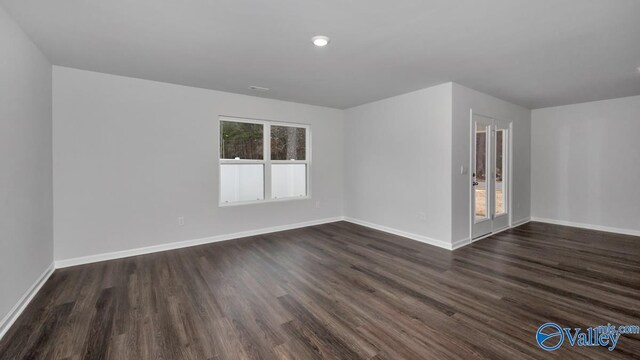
[{"xmin": 470, "ymin": 110, "xmax": 513, "ymax": 241}]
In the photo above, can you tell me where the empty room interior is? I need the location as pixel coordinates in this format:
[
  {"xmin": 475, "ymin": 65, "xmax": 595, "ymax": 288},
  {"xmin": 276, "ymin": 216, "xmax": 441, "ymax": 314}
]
[{"xmin": 1, "ymin": 0, "xmax": 640, "ymax": 359}]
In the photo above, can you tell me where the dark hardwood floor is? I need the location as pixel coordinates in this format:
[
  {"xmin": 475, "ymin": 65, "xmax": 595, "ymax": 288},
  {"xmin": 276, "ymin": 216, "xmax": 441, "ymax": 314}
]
[{"xmin": 1, "ymin": 221, "xmax": 639, "ymax": 359}]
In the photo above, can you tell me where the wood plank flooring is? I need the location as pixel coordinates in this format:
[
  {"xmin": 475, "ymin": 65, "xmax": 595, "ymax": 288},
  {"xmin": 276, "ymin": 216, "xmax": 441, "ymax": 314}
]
[{"xmin": 1, "ymin": 221, "xmax": 639, "ymax": 359}]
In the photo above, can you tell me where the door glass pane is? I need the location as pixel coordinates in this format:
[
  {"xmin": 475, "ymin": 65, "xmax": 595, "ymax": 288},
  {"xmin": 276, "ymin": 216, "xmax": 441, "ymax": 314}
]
[
  {"xmin": 220, "ymin": 164, "xmax": 264, "ymax": 203},
  {"xmin": 272, "ymin": 164, "xmax": 306, "ymax": 199},
  {"xmin": 220, "ymin": 121, "xmax": 264, "ymax": 160},
  {"xmin": 271, "ymin": 125, "xmax": 306, "ymax": 160},
  {"xmin": 474, "ymin": 126, "xmax": 488, "ymax": 221},
  {"xmin": 495, "ymin": 130, "xmax": 506, "ymax": 215}
]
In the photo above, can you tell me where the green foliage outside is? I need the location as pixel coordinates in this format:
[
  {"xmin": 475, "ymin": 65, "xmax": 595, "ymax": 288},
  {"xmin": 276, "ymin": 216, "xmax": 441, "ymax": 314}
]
[{"xmin": 220, "ymin": 121, "xmax": 306, "ymax": 161}]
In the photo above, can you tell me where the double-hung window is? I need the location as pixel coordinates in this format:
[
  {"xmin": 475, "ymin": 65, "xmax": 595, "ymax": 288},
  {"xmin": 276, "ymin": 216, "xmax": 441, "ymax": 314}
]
[{"xmin": 219, "ymin": 116, "xmax": 310, "ymax": 205}]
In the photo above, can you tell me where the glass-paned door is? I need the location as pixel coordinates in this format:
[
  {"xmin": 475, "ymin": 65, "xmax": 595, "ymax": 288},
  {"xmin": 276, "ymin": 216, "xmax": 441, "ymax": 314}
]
[{"xmin": 471, "ymin": 114, "xmax": 511, "ymax": 240}]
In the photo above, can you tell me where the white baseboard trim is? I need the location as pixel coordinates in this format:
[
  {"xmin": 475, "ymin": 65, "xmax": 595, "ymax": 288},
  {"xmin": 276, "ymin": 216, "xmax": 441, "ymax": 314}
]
[
  {"xmin": 530, "ymin": 217, "xmax": 640, "ymax": 237},
  {"xmin": 343, "ymin": 217, "xmax": 453, "ymax": 250},
  {"xmin": 511, "ymin": 217, "xmax": 531, "ymax": 227},
  {"xmin": 458, "ymin": 218, "xmax": 531, "ymax": 248},
  {"xmin": 0, "ymin": 262, "xmax": 55, "ymax": 341},
  {"xmin": 451, "ymin": 237, "xmax": 471, "ymax": 250},
  {"xmin": 468, "ymin": 224, "xmax": 511, "ymax": 243},
  {"xmin": 55, "ymin": 217, "xmax": 344, "ymax": 268},
  {"xmin": 454, "ymin": 217, "xmax": 529, "ymax": 247},
  {"xmin": 364, "ymin": 216, "xmax": 533, "ymax": 252}
]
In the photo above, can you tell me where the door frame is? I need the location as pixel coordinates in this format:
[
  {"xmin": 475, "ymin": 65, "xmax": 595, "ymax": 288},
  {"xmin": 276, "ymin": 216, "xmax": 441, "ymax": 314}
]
[
  {"xmin": 491, "ymin": 118, "xmax": 512, "ymax": 233},
  {"xmin": 469, "ymin": 110, "xmax": 513, "ymax": 241},
  {"xmin": 470, "ymin": 115, "xmax": 493, "ymax": 239}
]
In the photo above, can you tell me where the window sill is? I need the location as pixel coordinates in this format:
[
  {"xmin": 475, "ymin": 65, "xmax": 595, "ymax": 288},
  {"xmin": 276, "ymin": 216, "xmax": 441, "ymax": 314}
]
[{"xmin": 219, "ymin": 196, "xmax": 310, "ymax": 207}]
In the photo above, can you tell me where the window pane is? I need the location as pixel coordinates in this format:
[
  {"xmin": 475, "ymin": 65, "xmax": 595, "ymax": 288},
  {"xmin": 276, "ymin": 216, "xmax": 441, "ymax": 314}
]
[
  {"xmin": 495, "ymin": 130, "xmax": 506, "ymax": 215},
  {"xmin": 220, "ymin": 121, "xmax": 264, "ymax": 160},
  {"xmin": 272, "ymin": 164, "xmax": 306, "ymax": 199},
  {"xmin": 271, "ymin": 125, "xmax": 306, "ymax": 160},
  {"xmin": 474, "ymin": 128, "xmax": 488, "ymax": 221},
  {"xmin": 220, "ymin": 164, "xmax": 264, "ymax": 203}
]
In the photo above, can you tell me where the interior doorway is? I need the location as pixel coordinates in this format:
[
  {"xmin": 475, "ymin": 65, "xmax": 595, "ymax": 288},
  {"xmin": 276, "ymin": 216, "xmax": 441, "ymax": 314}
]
[{"xmin": 471, "ymin": 113, "xmax": 511, "ymax": 240}]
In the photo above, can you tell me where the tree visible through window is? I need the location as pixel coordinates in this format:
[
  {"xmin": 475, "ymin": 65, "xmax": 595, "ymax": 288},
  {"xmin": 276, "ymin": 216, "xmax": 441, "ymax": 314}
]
[
  {"xmin": 271, "ymin": 126, "xmax": 306, "ymax": 160},
  {"xmin": 219, "ymin": 117, "xmax": 309, "ymax": 204},
  {"xmin": 220, "ymin": 121, "xmax": 263, "ymax": 159}
]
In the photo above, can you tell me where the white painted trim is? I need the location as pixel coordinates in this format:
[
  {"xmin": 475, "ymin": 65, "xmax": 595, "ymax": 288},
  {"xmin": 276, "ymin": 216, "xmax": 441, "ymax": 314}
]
[
  {"xmin": 470, "ymin": 225, "xmax": 512, "ymax": 243},
  {"xmin": 55, "ymin": 217, "xmax": 343, "ymax": 268},
  {"xmin": 469, "ymin": 113, "xmax": 513, "ymax": 238},
  {"xmin": 451, "ymin": 237, "xmax": 471, "ymax": 250},
  {"xmin": 445, "ymin": 217, "xmax": 532, "ymax": 251},
  {"xmin": 0, "ymin": 262, "xmax": 55, "ymax": 341},
  {"xmin": 530, "ymin": 217, "xmax": 640, "ymax": 237},
  {"xmin": 343, "ymin": 217, "xmax": 453, "ymax": 250},
  {"xmin": 55, "ymin": 215, "xmax": 539, "ymax": 270},
  {"xmin": 464, "ymin": 217, "xmax": 530, "ymax": 246},
  {"xmin": 511, "ymin": 217, "xmax": 531, "ymax": 227},
  {"xmin": 218, "ymin": 116, "xmax": 312, "ymax": 207}
]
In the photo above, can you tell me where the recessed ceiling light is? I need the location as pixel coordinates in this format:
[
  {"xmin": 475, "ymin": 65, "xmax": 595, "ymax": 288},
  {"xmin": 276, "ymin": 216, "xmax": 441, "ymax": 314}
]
[
  {"xmin": 248, "ymin": 85, "xmax": 269, "ymax": 91},
  {"xmin": 312, "ymin": 35, "xmax": 330, "ymax": 47}
]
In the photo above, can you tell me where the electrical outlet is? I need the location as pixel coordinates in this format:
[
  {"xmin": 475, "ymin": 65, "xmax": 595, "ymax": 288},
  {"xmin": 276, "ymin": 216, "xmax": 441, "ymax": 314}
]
[
  {"xmin": 315, "ymin": 201, "xmax": 321, "ymax": 209},
  {"xmin": 178, "ymin": 216, "xmax": 185, "ymax": 226},
  {"xmin": 418, "ymin": 212, "xmax": 428, "ymax": 221}
]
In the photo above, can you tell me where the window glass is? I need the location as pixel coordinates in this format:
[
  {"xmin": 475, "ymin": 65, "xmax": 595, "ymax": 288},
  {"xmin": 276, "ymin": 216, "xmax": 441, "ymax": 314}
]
[
  {"xmin": 220, "ymin": 164, "xmax": 264, "ymax": 203},
  {"xmin": 220, "ymin": 121, "xmax": 264, "ymax": 160},
  {"xmin": 272, "ymin": 164, "xmax": 306, "ymax": 199},
  {"xmin": 271, "ymin": 125, "xmax": 306, "ymax": 160},
  {"xmin": 495, "ymin": 130, "xmax": 505, "ymax": 215},
  {"xmin": 219, "ymin": 118, "xmax": 309, "ymax": 205},
  {"xmin": 474, "ymin": 129, "xmax": 488, "ymax": 220}
]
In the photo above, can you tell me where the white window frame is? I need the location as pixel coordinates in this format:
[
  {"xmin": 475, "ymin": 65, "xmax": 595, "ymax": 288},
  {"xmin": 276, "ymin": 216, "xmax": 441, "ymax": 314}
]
[{"xmin": 218, "ymin": 116, "xmax": 311, "ymax": 206}]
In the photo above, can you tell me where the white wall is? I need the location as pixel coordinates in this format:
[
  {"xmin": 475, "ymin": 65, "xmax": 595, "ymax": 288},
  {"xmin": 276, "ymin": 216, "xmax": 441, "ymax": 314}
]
[
  {"xmin": 0, "ymin": 6, "xmax": 53, "ymax": 328},
  {"xmin": 343, "ymin": 82, "xmax": 532, "ymax": 247},
  {"xmin": 53, "ymin": 66, "xmax": 344, "ymax": 261},
  {"xmin": 451, "ymin": 83, "xmax": 532, "ymax": 243},
  {"xmin": 344, "ymin": 83, "xmax": 453, "ymax": 245},
  {"xmin": 53, "ymin": 73, "xmax": 533, "ymax": 260},
  {"xmin": 532, "ymin": 95, "xmax": 640, "ymax": 234}
]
